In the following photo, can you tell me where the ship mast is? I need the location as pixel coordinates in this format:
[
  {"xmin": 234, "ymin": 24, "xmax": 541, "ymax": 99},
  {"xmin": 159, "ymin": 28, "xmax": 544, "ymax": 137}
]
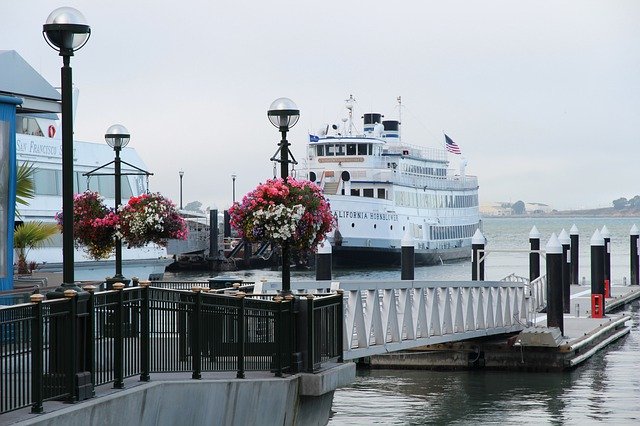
[
  {"xmin": 345, "ymin": 94, "xmax": 356, "ymax": 136},
  {"xmin": 397, "ymin": 95, "xmax": 402, "ymax": 142}
]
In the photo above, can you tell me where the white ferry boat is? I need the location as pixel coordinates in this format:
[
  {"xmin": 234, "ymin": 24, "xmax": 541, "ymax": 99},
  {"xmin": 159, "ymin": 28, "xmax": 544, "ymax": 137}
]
[
  {"xmin": 1, "ymin": 50, "xmax": 170, "ymax": 282},
  {"xmin": 304, "ymin": 97, "xmax": 480, "ymax": 267},
  {"xmin": 16, "ymin": 112, "xmax": 171, "ymax": 281}
]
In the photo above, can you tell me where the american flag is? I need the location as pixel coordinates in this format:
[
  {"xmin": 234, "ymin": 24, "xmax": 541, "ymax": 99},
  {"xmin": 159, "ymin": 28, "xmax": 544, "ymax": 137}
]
[{"xmin": 444, "ymin": 134, "xmax": 461, "ymax": 155}]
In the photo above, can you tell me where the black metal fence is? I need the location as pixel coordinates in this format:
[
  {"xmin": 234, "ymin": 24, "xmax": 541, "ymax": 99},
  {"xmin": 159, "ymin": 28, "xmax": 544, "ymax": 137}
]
[{"xmin": 0, "ymin": 284, "xmax": 343, "ymax": 415}]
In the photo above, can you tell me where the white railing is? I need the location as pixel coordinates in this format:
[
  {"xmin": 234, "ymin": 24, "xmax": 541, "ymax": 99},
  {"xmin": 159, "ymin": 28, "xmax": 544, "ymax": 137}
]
[
  {"xmin": 501, "ymin": 273, "xmax": 547, "ymax": 325},
  {"xmin": 256, "ymin": 279, "xmax": 544, "ymax": 359}
]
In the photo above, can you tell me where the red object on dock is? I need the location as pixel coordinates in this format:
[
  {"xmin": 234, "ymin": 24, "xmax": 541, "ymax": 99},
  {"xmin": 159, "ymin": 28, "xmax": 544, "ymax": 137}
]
[
  {"xmin": 591, "ymin": 294, "xmax": 604, "ymax": 318},
  {"xmin": 604, "ymin": 279, "xmax": 610, "ymax": 298}
]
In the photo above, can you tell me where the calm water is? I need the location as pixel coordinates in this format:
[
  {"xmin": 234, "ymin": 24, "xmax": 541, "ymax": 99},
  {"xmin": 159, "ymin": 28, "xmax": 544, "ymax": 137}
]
[{"xmin": 168, "ymin": 217, "xmax": 640, "ymax": 425}]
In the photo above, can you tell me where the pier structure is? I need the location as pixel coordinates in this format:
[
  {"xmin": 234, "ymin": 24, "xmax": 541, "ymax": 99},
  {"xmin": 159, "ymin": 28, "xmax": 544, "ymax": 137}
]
[
  {"xmin": 5, "ymin": 223, "xmax": 640, "ymax": 423},
  {"xmin": 0, "ymin": 281, "xmax": 353, "ymax": 423}
]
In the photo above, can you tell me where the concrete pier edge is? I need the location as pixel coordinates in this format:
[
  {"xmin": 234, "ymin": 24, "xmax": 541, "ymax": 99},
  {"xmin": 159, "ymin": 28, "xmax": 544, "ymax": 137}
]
[{"xmin": 7, "ymin": 363, "xmax": 355, "ymax": 426}]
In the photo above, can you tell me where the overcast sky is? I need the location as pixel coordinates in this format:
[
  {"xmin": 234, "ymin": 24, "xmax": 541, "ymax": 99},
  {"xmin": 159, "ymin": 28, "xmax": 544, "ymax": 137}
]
[{"xmin": 2, "ymin": 1, "xmax": 639, "ymax": 211}]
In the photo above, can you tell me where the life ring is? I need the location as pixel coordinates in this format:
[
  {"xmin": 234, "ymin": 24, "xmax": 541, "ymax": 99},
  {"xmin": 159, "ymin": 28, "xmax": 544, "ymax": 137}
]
[{"xmin": 48, "ymin": 125, "xmax": 56, "ymax": 138}]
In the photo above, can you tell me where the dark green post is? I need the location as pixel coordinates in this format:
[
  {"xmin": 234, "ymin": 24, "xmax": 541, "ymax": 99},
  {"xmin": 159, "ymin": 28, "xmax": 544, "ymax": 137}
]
[
  {"xmin": 140, "ymin": 281, "xmax": 151, "ymax": 382},
  {"xmin": 336, "ymin": 290, "xmax": 344, "ymax": 363},
  {"xmin": 306, "ymin": 294, "xmax": 315, "ymax": 373},
  {"xmin": 84, "ymin": 285, "xmax": 96, "ymax": 397},
  {"xmin": 30, "ymin": 294, "xmax": 45, "ymax": 414},
  {"xmin": 558, "ymin": 230, "xmax": 571, "ymax": 314},
  {"xmin": 113, "ymin": 283, "xmax": 125, "ymax": 389},
  {"xmin": 529, "ymin": 226, "xmax": 541, "ymax": 283},
  {"xmin": 267, "ymin": 98, "xmax": 300, "ymax": 295},
  {"xmin": 631, "ymin": 225, "xmax": 639, "ymax": 286},
  {"xmin": 274, "ymin": 295, "xmax": 284, "ymax": 377},
  {"xmin": 236, "ymin": 292, "xmax": 246, "ymax": 379},
  {"xmin": 472, "ymin": 229, "xmax": 485, "ymax": 281},
  {"xmin": 65, "ymin": 290, "xmax": 78, "ymax": 401},
  {"xmin": 191, "ymin": 288, "xmax": 202, "ymax": 380}
]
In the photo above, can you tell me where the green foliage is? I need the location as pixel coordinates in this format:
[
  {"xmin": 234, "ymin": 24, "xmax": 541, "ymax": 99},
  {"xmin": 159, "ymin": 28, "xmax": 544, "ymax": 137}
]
[
  {"xmin": 13, "ymin": 221, "xmax": 59, "ymax": 274},
  {"xmin": 511, "ymin": 200, "xmax": 526, "ymax": 215},
  {"xmin": 612, "ymin": 195, "xmax": 640, "ymax": 209},
  {"xmin": 612, "ymin": 197, "xmax": 628, "ymax": 209}
]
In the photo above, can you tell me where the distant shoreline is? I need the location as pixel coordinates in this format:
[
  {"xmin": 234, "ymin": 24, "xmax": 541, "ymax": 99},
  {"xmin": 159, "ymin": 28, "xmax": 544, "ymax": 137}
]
[{"xmin": 482, "ymin": 207, "xmax": 640, "ymax": 219}]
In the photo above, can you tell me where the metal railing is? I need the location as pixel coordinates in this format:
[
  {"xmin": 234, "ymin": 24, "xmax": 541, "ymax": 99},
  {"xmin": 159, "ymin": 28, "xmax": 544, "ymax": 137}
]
[{"xmin": 0, "ymin": 283, "xmax": 343, "ymax": 415}]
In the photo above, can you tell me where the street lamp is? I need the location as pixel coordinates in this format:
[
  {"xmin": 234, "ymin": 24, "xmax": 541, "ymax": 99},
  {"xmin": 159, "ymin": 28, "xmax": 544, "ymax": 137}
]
[
  {"xmin": 105, "ymin": 124, "xmax": 130, "ymax": 283},
  {"xmin": 179, "ymin": 171, "xmax": 184, "ymax": 209},
  {"xmin": 231, "ymin": 174, "xmax": 237, "ymax": 203},
  {"xmin": 43, "ymin": 7, "xmax": 91, "ymax": 288},
  {"xmin": 267, "ymin": 97, "xmax": 299, "ymax": 294}
]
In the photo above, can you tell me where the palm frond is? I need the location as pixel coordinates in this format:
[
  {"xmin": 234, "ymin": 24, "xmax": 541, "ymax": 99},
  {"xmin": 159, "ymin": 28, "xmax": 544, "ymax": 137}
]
[
  {"xmin": 13, "ymin": 221, "xmax": 59, "ymax": 252},
  {"xmin": 15, "ymin": 162, "xmax": 36, "ymax": 218}
]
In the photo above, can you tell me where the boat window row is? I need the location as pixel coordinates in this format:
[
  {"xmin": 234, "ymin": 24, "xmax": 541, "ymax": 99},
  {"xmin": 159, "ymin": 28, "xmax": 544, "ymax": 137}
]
[
  {"xmin": 395, "ymin": 190, "xmax": 478, "ymax": 209},
  {"xmin": 401, "ymin": 163, "xmax": 446, "ymax": 177},
  {"xmin": 431, "ymin": 224, "xmax": 478, "ymax": 241},
  {"xmin": 312, "ymin": 143, "xmax": 381, "ymax": 157},
  {"xmin": 32, "ymin": 168, "xmax": 136, "ymax": 199},
  {"xmin": 348, "ymin": 188, "xmax": 387, "ymax": 199}
]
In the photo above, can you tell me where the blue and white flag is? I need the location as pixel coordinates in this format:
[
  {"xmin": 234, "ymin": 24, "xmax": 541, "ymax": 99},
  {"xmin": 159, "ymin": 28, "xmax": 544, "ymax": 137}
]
[{"xmin": 309, "ymin": 134, "xmax": 319, "ymax": 142}]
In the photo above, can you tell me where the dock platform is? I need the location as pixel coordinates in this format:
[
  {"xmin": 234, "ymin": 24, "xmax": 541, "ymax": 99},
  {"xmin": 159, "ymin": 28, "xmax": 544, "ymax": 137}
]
[{"xmin": 369, "ymin": 284, "xmax": 640, "ymax": 371}]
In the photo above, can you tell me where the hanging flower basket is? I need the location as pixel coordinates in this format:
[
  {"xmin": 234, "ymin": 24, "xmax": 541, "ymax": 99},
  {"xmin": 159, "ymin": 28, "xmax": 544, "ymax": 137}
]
[
  {"xmin": 118, "ymin": 193, "xmax": 188, "ymax": 248},
  {"xmin": 229, "ymin": 178, "xmax": 334, "ymax": 252},
  {"xmin": 56, "ymin": 191, "xmax": 117, "ymax": 260}
]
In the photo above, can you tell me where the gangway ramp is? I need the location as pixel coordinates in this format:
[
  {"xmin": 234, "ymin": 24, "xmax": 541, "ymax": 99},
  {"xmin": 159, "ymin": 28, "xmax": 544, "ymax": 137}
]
[{"xmin": 257, "ymin": 275, "xmax": 547, "ymax": 360}]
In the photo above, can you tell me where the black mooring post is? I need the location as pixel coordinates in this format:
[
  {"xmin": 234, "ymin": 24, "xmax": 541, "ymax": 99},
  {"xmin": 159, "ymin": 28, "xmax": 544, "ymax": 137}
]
[
  {"xmin": 590, "ymin": 230, "xmax": 605, "ymax": 318},
  {"xmin": 559, "ymin": 229, "xmax": 571, "ymax": 314},
  {"xmin": 529, "ymin": 226, "xmax": 541, "ymax": 283},
  {"xmin": 471, "ymin": 229, "xmax": 485, "ymax": 281},
  {"xmin": 210, "ymin": 209, "xmax": 219, "ymax": 259},
  {"xmin": 401, "ymin": 230, "xmax": 415, "ymax": 280},
  {"xmin": 315, "ymin": 240, "xmax": 332, "ymax": 281},
  {"xmin": 570, "ymin": 224, "xmax": 579, "ymax": 285},
  {"xmin": 546, "ymin": 234, "xmax": 564, "ymax": 335},
  {"xmin": 631, "ymin": 225, "xmax": 639, "ymax": 286},
  {"xmin": 601, "ymin": 225, "xmax": 611, "ymax": 291}
]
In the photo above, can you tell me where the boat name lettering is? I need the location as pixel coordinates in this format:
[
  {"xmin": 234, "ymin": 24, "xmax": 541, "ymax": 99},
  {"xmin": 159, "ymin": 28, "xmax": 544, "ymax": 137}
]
[
  {"xmin": 318, "ymin": 157, "xmax": 364, "ymax": 163},
  {"xmin": 17, "ymin": 140, "xmax": 62, "ymax": 157},
  {"xmin": 334, "ymin": 210, "xmax": 398, "ymax": 221}
]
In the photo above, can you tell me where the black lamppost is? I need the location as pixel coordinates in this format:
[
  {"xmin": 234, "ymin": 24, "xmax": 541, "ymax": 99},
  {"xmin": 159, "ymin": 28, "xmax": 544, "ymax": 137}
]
[
  {"xmin": 43, "ymin": 7, "xmax": 91, "ymax": 288},
  {"xmin": 105, "ymin": 124, "xmax": 130, "ymax": 283},
  {"xmin": 179, "ymin": 170, "xmax": 184, "ymax": 209},
  {"xmin": 267, "ymin": 98, "xmax": 299, "ymax": 294},
  {"xmin": 231, "ymin": 174, "xmax": 237, "ymax": 203}
]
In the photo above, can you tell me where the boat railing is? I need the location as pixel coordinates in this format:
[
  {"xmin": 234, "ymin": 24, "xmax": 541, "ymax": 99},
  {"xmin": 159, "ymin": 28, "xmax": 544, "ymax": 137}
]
[
  {"xmin": 368, "ymin": 169, "xmax": 478, "ymax": 190},
  {"xmin": 385, "ymin": 143, "xmax": 448, "ymax": 162}
]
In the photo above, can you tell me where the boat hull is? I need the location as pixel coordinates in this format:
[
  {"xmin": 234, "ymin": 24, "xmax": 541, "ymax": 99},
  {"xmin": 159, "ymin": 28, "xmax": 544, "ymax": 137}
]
[{"xmin": 330, "ymin": 245, "xmax": 471, "ymax": 268}]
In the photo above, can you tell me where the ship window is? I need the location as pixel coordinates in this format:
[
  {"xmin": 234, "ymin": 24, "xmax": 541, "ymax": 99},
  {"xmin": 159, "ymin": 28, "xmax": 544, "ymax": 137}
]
[
  {"xmin": 390, "ymin": 225, "xmax": 393, "ymax": 230},
  {"xmin": 374, "ymin": 224, "xmax": 377, "ymax": 229},
  {"xmin": 326, "ymin": 144, "xmax": 337, "ymax": 156},
  {"xmin": 351, "ymin": 189, "xmax": 360, "ymax": 196},
  {"xmin": 346, "ymin": 144, "xmax": 356, "ymax": 155},
  {"xmin": 357, "ymin": 144, "xmax": 367, "ymax": 155},
  {"xmin": 336, "ymin": 144, "xmax": 346, "ymax": 156},
  {"xmin": 377, "ymin": 188, "xmax": 385, "ymax": 199},
  {"xmin": 368, "ymin": 144, "xmax": 373, "ymax": 155},
  {"xmin": 363, "ymin": 188, "xmax": 374, "ymax": 198},
  {"xmin": 18, "ymin": 116, "xmax": 44, "ymax": 136},
  {"xmin": 33, "ymin": 169, "xmax": 60, "ymax": 195},
  {"xmin": 316, "ymin": 145, "xmax": 324, "ymax": 156},
  {"xmin": 351, "ymin": 223, "xmax": 355, "ymax": 228}
]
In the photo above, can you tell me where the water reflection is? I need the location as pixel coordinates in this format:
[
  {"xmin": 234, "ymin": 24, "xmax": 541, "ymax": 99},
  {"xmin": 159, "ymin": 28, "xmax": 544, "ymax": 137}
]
[{"xmin": 330, "ymin": 302, "xmax": 640, "ymax": 425}]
